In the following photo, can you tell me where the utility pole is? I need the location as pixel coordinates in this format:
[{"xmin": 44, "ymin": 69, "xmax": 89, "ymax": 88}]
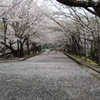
[{"xmin": 2, "ymin": 17, "xmax": 7, "ymax": 60}]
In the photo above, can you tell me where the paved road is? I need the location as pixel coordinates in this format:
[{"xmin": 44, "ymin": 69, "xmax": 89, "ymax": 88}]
[{"xmin": 0, "ymin": 50, "xmax": 100, "ymax": 100}]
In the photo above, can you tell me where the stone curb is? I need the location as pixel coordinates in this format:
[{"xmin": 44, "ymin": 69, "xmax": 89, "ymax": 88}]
[
  {"xmin": 0, "ymin": 51, "xmax": 45, "ymax": 63},
  {"xmin": 64, "ymin": 52, "xmax": 100, "ymax": 74},
  {"xmin": 19, "ymin": 52, "xmax": 43, "ymax": 61}
]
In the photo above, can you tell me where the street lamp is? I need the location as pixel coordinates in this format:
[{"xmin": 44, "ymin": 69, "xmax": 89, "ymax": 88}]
[{"xmin": 2, "ymin": 17, "xmax": 7, "ymax": 59}]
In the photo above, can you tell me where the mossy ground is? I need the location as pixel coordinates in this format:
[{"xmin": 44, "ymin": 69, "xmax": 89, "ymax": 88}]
[{"xmin": 73, "ymin": 55, "xmax": 98, "ymax": 67}]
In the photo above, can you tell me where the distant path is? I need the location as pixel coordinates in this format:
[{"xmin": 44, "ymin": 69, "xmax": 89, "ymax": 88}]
[{"xmin": 0, "ymin": 50, "xmax": 100, "ymax": 100}]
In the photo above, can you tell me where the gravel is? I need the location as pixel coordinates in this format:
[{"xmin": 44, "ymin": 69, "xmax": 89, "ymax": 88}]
[{"xmin": 0, "ymin": 50, "xmax": 100, "ymax": 100}]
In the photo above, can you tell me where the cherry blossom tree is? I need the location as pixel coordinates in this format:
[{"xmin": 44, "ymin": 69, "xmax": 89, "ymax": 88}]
[
  {"xmin": 45, "ymin": 0, "xmax": 100, "ymax": 65},
  {"xmin": 2, "ymin": 1, "xmax": 57, "ymax": 56},
  {"xmin": 0, "ymin": 0, "xmax": 24, "ymax": 58}
]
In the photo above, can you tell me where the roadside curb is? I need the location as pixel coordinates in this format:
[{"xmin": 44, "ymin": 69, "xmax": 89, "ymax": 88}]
[
  {"xmin": 64, "ymin": 52, "xmax": 100, "ymax": 74},
  {"xmin": 0, "ymin": 51, "xmax": 44, "ymax": 63},
  {"xmin": 19, "ymin": 52, "xmax": 43, "ymax": 61}
]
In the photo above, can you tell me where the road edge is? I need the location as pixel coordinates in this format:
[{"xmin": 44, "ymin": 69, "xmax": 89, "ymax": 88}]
[
  {"xmin": 64, "ymin": 52, "xmax": 100, "ymax": 74},
  {"xmin": 0, "ymin": 51, "xmax": 45, "ymax": 63}
]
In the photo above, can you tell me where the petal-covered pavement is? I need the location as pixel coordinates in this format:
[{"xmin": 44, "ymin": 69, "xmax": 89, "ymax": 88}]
[{"xmin": 0, "ymin": 50, "xmax": 100, "ymax": 100}]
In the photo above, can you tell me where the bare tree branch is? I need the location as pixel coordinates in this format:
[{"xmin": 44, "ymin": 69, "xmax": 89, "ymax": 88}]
[
  {"xmin": 57, "ymin": 0, "xmax": 100, "ymax": 17},
  {"xmin": 57, "ymin": 0, "xmax": 100, "ymax": 7}
]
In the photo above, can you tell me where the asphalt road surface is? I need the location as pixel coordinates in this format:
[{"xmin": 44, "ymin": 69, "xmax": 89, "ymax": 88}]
[{"xmin": 0, "ymin": 50, "xmax": 100, "ymax": 100}]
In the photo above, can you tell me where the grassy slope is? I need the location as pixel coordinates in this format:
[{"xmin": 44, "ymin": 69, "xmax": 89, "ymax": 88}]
[{"xmin": 73, "ymin": 55, "xmax": 98, "ymax": 66}]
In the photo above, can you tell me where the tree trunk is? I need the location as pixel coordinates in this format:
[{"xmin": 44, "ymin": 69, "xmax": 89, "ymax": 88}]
[
  {"xmin": 90, "ymin": 42, "xmax": 94, "ymax": 60},
  {"xmin": 38, "ymin": 45, "xmax": 41, "ymax": 52},
  {"xmin": 97, "ymin": 35, "xmax": 100, "ymax": 66},
  {"xmin": 32, "ymin": 42, "xmax": 37, "ymax": 54},
  {"xmin": 3, "ymin": 18, "xmax": 7, "ymax": 59},
  {"xmin": 26, "ymin": 40, "xmax": 30, "ymax": 55},
  {"xmin": 17, "ymin": 40, "xmax": 20, "ymax": 51},
  {"xmin": 1, "ymin": 42, "xmax": 19, "ymax": 57},
  {"xmin": 84, "ymin": 34, "xmax": 87, "ymax": 61},
  {"xmin": 20, "ymin": 44, "xmax": 24, "ymax": 57},
  {"xmin": 70, "ymin": 38, "xmax": 72, "ymax": 54}
]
